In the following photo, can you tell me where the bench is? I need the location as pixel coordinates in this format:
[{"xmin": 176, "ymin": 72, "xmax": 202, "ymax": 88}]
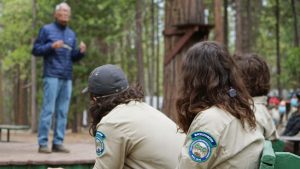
[
  {"xmin": 0, "ymin": 125, "xmax": 30, "ymax": 142},
  {"xmin": 259, "ymin": 140, "xmax": 300, "ymax": 169}
]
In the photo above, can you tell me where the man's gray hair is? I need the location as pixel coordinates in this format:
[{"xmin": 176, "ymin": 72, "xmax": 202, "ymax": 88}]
[{"xmin": 55, "ymin": 2, "xmax": 70, "ymax": 11}]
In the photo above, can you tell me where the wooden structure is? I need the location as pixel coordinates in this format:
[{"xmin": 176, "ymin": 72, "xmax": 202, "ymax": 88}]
[
  {"xmin": 163, "ymin": 0, "xmax": 213, "ymax": 120},
  {"xmin": 0, "ymin": 131, "xmax": 95, "ymax": 169},
  {"xmin": 0, "ymin": 142, "xmax": 94, "ymax": 169}
]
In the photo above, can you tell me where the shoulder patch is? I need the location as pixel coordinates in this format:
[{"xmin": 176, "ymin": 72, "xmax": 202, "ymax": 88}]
[
  {"xmin": 188, "ymin": 131, "xmax": 217, "ymax": 163},
  {"xmin": 95, "ymin": 131, "xmax": 106, "ymax": 157}
]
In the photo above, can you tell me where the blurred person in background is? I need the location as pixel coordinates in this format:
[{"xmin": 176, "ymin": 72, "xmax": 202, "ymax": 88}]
[{"xmin": 236, "ymin": 53, "xmax": 278, "ymax": 141}]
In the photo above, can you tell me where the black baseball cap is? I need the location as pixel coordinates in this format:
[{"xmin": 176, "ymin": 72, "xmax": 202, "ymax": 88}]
[{"xmin": 82, "ymin": 64, "xmax": 129, "ymax": 96}]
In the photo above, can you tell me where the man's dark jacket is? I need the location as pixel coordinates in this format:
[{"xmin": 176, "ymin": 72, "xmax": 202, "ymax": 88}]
[
  {"xmin": 32, "ymin": 22, "xmax": 84, "ymax": 80},
  {"xmin": 282, "ymin": 112, "xmax": 300, "ymax": 136}
]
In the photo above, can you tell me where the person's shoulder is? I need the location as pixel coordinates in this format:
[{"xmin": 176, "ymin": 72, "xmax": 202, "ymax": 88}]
[
  {"xmin": 199, "ymin": 106, "xmax": 234, "ymax": 122},
  {"xmin": 66, "ymin": 26, "xmax": 76, "ymax": 35},
  {"xmin": 42, "ymin": 23, "xmax": 55, "ymax": 30},
  {"xmin": 100, "ymin": 101, "xmax": 164, "ymax": 124},
  {"xmin": 98, "ymin": 102, "xmax": 136, "ymax": 124},
  {"xmin": 190, "ymin": 106, "xmax": 234, "ymax": 131}
]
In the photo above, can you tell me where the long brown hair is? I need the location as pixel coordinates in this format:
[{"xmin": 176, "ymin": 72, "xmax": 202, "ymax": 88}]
[
  {"xmin": 89, "ymin": 84, "xmax": 144, "ymax": 136},
  {"xmin": 176, "ymin": 41, "xmax": 256, "ymax": 133}
]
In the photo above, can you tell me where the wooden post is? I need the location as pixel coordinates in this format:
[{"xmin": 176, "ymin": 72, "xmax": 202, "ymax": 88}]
[
  {"xmin": 163, "ymin": 0, "xmax": 210, "ymax": 121},
  {"xmin": 214, "ymin": 0, "xmax": 224, "ymax": 43}
]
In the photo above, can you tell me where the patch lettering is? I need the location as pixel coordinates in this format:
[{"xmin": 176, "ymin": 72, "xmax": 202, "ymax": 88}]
[
  {"xmin": 95, "ymin": 131, "xmax": 106, "ymax": 157},
  {"xmin": 188, "ymin": 131, "xmax": 217, "ymax": 163}
]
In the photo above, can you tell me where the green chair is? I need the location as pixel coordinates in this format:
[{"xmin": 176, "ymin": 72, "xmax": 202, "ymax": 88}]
[
  {"xmin": 259, "ymin": 141, "xmax": 276, "ymax": 169},
  {"xmin": 272, "ymin": 139, "xmax": 285, "ymax": 152},
  {"xmin": 274, "ymin": 152, "xmax": 300, "ymax": 169},
  {"xmin": 260, "ymin": 140, "xmax": 300, "ymax": 169}
]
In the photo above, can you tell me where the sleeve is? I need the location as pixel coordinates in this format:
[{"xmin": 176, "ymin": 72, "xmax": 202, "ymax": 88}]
[
  {"xmin": 32, "ymin": 27, "xmax": 53, "ymax": 56},
  {"xmin": 93, "ymin": 122, "xmax": 128, "ymax": 169},
  {"xmin": 177, "ymin": 112, "xmax": 222, "ymax": 169},
  {"xmin": 71, "ymin": 34, "xmax": 84, "ymax": 62},
  {"xmin": 264, "ymin": 109, "xmax": 279, "ymax": 140}
]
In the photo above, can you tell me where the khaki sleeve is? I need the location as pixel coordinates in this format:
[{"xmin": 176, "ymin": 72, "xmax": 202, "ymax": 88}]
[
  {"xmin": 93, "ymin": 122, "xmax": 128, "ymax": 169},
  {"xmin": 177, "ymin": 112, "xmax": 223, "ymax": 169},
  {"xmin": 263, "ymin": 109, "xmax": 279, "ymax": 140}
]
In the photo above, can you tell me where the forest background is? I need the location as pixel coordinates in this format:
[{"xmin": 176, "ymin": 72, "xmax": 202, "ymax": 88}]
[{"xmin": 0, "ymin": 0, "xmax": 299, "ymax": 132}]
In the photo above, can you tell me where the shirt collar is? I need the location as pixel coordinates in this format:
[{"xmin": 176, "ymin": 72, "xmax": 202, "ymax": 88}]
[
  {"xmin": 54, "ymin": 21, "xmax": 67, "ymax": 30},
  {"xmin": 253, "ymin": 96, "xmax": 268, "ymax": 105}
]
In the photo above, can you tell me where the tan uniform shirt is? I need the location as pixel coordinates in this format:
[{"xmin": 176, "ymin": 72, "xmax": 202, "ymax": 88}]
[
  {"xmin": 177, "ymin": 106, "xmax": 264, "ymax": 169},
  {"xmin": 253, "ymin": 96, "xmax": 278, "ymax": 140},
  {"xmin": 93, "ymin": 101, "xmax": 186, "ymax": 169}
]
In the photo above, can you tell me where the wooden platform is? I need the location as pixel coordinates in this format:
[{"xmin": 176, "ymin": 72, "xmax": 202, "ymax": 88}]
[{"xmin": 0, "ymin": 129, "xmax": 95, "ymax": 167}]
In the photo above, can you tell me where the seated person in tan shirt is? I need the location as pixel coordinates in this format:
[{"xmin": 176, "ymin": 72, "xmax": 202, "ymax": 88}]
[
  {"xmin": 82, "ymin": 64, "xmax": 185, "ymax": 169},
  {"xmin": 235, "ymin": 53, "xmax": 278, "ymax": 140},
  {"xmin": 176, "ymin": 41, "xmax": 264, "ymax": 169}
]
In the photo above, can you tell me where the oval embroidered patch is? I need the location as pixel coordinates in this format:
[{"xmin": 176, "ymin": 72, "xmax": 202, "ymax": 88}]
[
  {"xmin": 95, "ymin": 131, "xmax": 106, "ymax": 157},
  {"xmin": 188, "ymin": 131, "xmax": 217, "ymax": 163}
]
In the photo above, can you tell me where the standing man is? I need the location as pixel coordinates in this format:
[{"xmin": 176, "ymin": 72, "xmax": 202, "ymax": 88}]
[{"xmin": 32, "ymin": 2, "xmax": 86, "ymax": 153}]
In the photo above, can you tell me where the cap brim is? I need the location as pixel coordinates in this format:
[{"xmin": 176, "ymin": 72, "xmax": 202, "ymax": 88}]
[{"xmin": 81, "ymin": 87, "xmax": 88, "ymax": 94}]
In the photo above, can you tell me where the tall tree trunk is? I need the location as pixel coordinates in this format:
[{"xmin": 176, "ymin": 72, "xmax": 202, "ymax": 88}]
[
  {"xmin": 17, "ymin": 76, "xmax": 26, "ymax": 124},
  {"xmin": 31, "ymin": 0, "xmax": 37, "ymax": 132},
  {"xmin": 120, "ymin": 35, "xmax": 125, "ymax": 71},
  {"xmin": 235, "ymin": 0, "xmax": 250, "ymax": 54},
  {"xmin": 72, "ymin": 86, "xmax": 81, "ymax": 133},
  {"xmin": 14, "ymin": 66, "xmax": 26, "ymax": 124},
  {"xmin": 149, "ymin": 0, "xmax": 155, "ymax": 106},
  {"xmin": 126, "ymin": 33, "xmax": 135, "ymax": 83},
  {"xmin": 0, "ymin": 62, "xmax": 3, "ymax": 123},
  {"xmin": 235, "ymin": 0, "xmax": 242, "ymax": 53},
  {"xmin": 135, "ymin": 0, "xmax": 145, "ymax": 90},
  {"xmin": 144, "ymin": 4, "xmax": 151, "ymax": 103},
  {"xmin": 156, "ymin": 1, "xmax": 161, "ymax": 110},
  {"xmin": 214, "ymin": 0, "xmax": 224, "ymax": 43},
  {"xmin": 163, "ymin": 0, "xmax": 205, "ymax": 121},
  {"xmin": 291, "ymin": 0, "xmax": 299, "ymax": 47},
  {"xmin": 275, "ymin": 0, "xmax": 282, "ymax": 98},
  {"xmin": 235, "ymin": 0, "xmax": 261, "ymax": 54},
  {"xmin": 224, "ymin": 0, "xmax": 228, "ymax": 47}
]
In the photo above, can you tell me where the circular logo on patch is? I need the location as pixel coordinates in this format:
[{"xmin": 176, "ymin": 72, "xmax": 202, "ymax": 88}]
[
  {"xmin": 189, "ymin": 139, "xmax": 211, "ymax": 163},
  {"xmin": 95, "ymin": 138, "xmax": 104, "ymax": 157}
]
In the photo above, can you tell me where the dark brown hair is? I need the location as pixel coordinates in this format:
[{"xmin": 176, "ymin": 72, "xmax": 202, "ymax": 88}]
[
  {"xmin": 235, "ymin": 53, "xmax": 270, "ymax": 97},
  {"xmin": 89, "ymin": 84, "xmax": 144, "ymax": 136},
  {"xmin": 176, "ymin": 41, "xmax": 256, "ymax": 133}
]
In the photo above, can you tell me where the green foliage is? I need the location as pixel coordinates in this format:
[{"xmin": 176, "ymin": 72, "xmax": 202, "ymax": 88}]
[
  {"xmin": 0, "ymin": 0, "xmax": 165, "ymax": 125},
  {"xmin": 283, "ymin": 47, "xmax": 300, "ymax": 88},
  {"xmin": 252, "ymin": 0, "xmax": 300, "ymax": 89}
]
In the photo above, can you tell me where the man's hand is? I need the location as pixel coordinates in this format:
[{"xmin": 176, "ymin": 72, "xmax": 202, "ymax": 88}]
[
  {"xmin": 79, "ymin": 41, "xmax": 86, "ymax": 53},
  {"xmin": 51, "ymin": 40, "xmax": 64, "ymax": 49}
]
